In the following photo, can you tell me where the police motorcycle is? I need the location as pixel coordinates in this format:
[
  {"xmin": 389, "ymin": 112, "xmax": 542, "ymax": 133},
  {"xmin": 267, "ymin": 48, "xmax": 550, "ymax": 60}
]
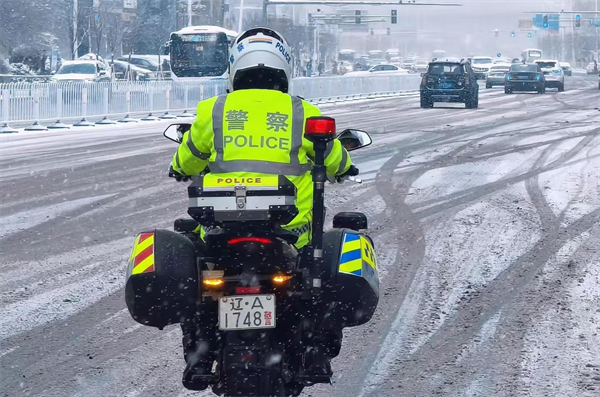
[{"xmin": 125, "ymin": 116, "xmax": 379, "ymax": 397}]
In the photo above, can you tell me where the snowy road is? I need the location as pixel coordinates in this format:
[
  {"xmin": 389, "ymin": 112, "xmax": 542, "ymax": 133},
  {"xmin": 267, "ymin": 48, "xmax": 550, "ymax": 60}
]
[{"xmin": 1, "ymin": 76, "xmax": 599, "ymax": 397}]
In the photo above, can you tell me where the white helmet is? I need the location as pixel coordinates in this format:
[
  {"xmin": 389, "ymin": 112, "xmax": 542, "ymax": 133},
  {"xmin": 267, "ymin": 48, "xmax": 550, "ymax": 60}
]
[{"xmin": 229, "ymin": 28, "xmax": 293, "ymax": 93}]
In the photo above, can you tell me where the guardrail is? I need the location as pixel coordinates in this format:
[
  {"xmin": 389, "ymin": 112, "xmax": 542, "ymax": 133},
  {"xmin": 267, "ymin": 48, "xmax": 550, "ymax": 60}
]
[{"xmin": 0, "ymin": 74, "xmax": 421, "ymax": 132}]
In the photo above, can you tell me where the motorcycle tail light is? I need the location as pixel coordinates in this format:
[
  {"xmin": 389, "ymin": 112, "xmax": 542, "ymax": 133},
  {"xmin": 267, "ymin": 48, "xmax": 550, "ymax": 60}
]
[
  {"xmin": 228, "ymin": 237, "xmax": 272, "ymax": 245},
  {"xmin": 236, "ymin": 286, "xmax": 262, "ymax": 294},
  {"xmin": 305, "ymin": 117, "xmax": 336, "ymax": 137},
  {"xmin": 272, "ymin": 275, "xmax": 293, "ymax": 284}
]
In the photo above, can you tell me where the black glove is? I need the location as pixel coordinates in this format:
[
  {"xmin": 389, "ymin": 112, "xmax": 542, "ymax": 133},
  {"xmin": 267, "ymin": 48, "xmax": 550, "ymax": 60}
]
[
  {"xmin": 336, "ymin": 165, "xmax": 359, "ymax": 182},
  {"xmin": 168, "ymin": 165, "xmax": 190, "ymax": 182}
]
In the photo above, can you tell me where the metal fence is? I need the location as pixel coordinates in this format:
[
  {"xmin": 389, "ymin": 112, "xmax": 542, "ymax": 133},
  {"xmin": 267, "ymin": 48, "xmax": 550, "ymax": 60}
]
[{"xmin": 0, "ymin": 75, "xmax": 420, "ymax": 131}]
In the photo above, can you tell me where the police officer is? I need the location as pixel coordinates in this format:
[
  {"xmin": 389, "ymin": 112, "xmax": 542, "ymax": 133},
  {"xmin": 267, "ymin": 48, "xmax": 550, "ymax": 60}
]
[{"xmin": 170, "ymin": 28, "xmax": 354, "ymax": 390}]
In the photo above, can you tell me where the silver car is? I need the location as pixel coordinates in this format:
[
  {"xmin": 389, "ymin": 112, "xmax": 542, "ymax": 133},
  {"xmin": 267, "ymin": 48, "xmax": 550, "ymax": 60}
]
[{"xmin": 486, "ymin": 64, "xmax": 511, "ymax": 88}]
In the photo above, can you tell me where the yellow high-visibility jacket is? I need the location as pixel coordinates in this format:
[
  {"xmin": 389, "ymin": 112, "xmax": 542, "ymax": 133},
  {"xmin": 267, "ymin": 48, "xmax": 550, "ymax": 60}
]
[{"xmin": 172, "ymin": 89, "xmax": 352, "ymax": 248}]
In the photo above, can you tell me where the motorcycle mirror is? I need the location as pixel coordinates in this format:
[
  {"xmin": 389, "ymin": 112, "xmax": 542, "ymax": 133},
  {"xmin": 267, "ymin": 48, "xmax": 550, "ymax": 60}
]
[
  {"xmin": 336, "ymin": 129, "xmax": 372, "ymax": 151},
  {"xmin": 163, "ymin": 123, "xmax": 191, "ymax": 144}
]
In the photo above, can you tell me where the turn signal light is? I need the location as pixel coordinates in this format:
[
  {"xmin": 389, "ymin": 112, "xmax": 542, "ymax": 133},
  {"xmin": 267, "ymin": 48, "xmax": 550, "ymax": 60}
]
[
  {"xmin": 305, "ymin": 116, "xmax": 336, "ymax": 136},
  {"xmin": 272, "ymin": 275, "xmax": 293, "ymax": 284},
  {"xmin": 203, "ymin": 278, "xmax": 224, "ymax": 287}
]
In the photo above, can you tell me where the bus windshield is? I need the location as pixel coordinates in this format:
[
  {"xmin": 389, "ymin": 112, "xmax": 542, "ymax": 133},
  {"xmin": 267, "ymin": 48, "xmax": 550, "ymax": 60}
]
[
  {"xmin": 338, "ymin": 51, "xmax": 355, "ymax": 62},
  {"xmin": 170, "ymin": 32, "xmax": 229, "ymax": 77},
  {"xmin": 528, "ymin": 50, "xmax": 542, "ymax": 58}
]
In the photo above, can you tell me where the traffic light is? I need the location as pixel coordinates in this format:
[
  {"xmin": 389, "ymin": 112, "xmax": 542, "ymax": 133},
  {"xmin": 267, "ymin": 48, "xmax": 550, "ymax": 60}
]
[
  {"xmin": 387, "ymin": 27, "xmax": 391, "ymax": 36},
  {"xmin": 511, "ymin": 31, "xmax": 516, "ymax": 37},
  {"xmin": 391, "ymin": 10, "xmax": 397, "ymax": 24},
  {"xmin": 543, "ymin": 15, "xmax": 549, "ymax": 28},
  {"xmin": 528, "ymin": 32, "xmax": 532, "ymax": 38},
  {"xmin": 495, "ymin": 29, "xmax": 499, "ymax": 37},
  {"xmin": 575, "ymin": 14, "xmax": 581, "ymax": 27},
  {"xmin": 355, "ymin": 10, "xmax": 361, "ymax": 24},
  {"xmin": 370, "ymin": 29, "xmax": 374, "ymax": 36}
]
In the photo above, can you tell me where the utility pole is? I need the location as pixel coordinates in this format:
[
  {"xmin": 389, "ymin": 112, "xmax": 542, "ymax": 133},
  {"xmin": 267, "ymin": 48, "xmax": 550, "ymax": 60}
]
[
  {"xmin": 73, "ymin": 0, "xmax": 78, "ymax": 59},
  {"xmin": 188, "ymin": 0, "xmax": 193, "ymax": 26},
  {"xmin": 238, "ymin": 0, "xmax": 245, "ymax": 32}
]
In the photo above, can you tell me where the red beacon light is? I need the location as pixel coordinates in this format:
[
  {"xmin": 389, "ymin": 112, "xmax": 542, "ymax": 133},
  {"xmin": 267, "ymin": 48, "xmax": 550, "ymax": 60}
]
[{"xmin": 305, "ymin": 116, "xmax": 336, "ymax": 142}]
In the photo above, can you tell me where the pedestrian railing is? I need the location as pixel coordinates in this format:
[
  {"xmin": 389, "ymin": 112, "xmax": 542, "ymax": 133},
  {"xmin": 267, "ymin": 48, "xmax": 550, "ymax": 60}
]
[{"xmin": 0, "ymin": 75, "xmax": 420, "ymax": 132}]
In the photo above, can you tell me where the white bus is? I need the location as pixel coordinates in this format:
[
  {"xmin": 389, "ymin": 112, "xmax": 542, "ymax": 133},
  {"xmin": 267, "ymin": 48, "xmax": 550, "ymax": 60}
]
[
  {"xmin": 521, "ymin": 48, "xmax": 543, "ymax": 63},
  {"xmin": 166, "ymin": 26, "xmax": 238, "ymax": 81},
  {"xmin": 338, "ymin": 49, "xmax": 356, "ymax": 63}
]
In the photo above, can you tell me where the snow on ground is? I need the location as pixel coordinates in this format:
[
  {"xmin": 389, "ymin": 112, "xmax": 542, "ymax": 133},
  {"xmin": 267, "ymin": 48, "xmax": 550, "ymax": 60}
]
[
  {"xmin": 360, "ymin": 191, "xmax": 541, "ymax": 395},
  {"xmin": 0, "ymin": 194, "xmax": 116, "ymax": 239},
  {"xmin": 519, "ymin": 229, "xmax": 600, "ymax": 397}
]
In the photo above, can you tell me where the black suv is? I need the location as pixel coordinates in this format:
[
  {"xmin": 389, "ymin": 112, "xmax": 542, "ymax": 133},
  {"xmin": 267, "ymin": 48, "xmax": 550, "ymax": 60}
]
[{"xmin": 420, "ymin": 59, "xmax": 479, "ymax": 109}]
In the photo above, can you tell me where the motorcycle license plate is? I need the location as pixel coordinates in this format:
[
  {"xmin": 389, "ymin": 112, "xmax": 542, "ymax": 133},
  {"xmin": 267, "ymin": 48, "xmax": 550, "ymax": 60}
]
[{"xmin": 218, "ymin": 295, "xmax": 276, "ymax": 330}]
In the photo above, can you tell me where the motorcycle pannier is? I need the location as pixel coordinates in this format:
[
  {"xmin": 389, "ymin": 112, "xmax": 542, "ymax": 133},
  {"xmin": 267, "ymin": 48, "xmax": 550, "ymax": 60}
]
[
  {"xmin": 125, "ymin": 229, "xmax": 198, "ymax": 329},
  {"xmin": 323, "ymin": 229, "xmax": 380, "ymax": 327}
]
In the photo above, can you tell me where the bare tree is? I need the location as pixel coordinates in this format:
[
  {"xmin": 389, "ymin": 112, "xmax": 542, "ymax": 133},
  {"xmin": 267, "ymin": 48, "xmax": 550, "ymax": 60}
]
[{"xmin": 105, "ymin": 13, "xmax": 135, "ymax": 57}]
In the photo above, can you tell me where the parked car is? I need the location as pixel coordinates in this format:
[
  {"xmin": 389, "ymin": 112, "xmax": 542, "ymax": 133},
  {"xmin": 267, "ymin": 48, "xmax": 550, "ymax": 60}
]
[
  {"xmin": 51, "ymin": 60, "xmax": 111, "ymax": 83},
  {"xmin": 390, "ymin": 56, "xmax": 404, "ymax": 66},
  {"xmin": 559, "ymin": 62, "xmax": 572, "ymax": 76},
  {"xmin": 402, "ymin": 57, "xmax": 416, "ymax": 70},
  {"xmin": 368, "ymin": 64, "xmax": 408, "ymax": 74},
  {"xmin": 485, "ymin": 64, "xmax": 511, "ymax": 88},
  {"xmin": 338, "ymin": 61, "xmax": 354, "ymax": 75},
  {"xmin": 505, "ymin": 63, "xmax": 545, "ymax": 94},
  {"xmin": 412, "ymin": 58, "xmax": 429, "ymax": 73},
  {"xmin": 420, "ymin": 58, "xmax": 479, "ymax": 108},
  {"xmin": 534, "ymin": 59, "xmax": 565, "ymax": 91},
  {"xmin": 109, "ymin": 60, "xmax": 153, "ymax": 81},
  {"xmin": 471, "ymin": 56, "xmax": 494, "ymax": 79},
  {"xmin": 118, "ymin": 55, "xmax": 171, "ymax": 79},
  {"xmin": 586, "ymin": 61, "xmax": 598, "ymax": 74}
]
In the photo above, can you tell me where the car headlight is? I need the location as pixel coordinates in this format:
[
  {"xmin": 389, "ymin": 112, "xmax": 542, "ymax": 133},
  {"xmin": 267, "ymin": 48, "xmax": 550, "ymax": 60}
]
[
  {"xmin": 536, "ymin": 74, "xmax": 542, "ymax": 81},
  {"xmin": 506, "ymin": 74, "xmax": 512, "ymax": 80},
  {"xmin": 553, "ymin": 69, "xmax": 562, "ymax": 74}
]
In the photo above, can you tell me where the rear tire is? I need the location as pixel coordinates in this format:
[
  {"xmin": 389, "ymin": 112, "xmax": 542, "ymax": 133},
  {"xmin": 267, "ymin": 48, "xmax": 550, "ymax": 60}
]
[
  {"xmin": 504, "ymin": 87, "xmax": 512, "ymax": 94},
  {"xmin": 486, "ymin": 83, "xmax": 492, "ymax": 89},
  {"xmin": 420, "ymin": 95, "xmax": 433, "ymax": 108}
]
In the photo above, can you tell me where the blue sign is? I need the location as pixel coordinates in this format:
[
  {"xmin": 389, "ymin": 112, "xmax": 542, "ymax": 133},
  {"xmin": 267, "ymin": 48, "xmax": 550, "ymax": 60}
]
[
  {"xmin": 533, "ymin": 14, "xmax": 543, "ymax": 28},
  {"xmin": 497, "ymin": 53, "xmax": 502, "ymax": 58},
  {"xmin": 549, "ymin": 14, "xmax": 559, "ymax": 31}
]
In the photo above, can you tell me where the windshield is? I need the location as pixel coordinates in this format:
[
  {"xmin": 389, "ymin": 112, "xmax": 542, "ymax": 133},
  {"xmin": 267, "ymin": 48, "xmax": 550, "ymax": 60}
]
[
  {"xmin": 511, "ymin": 64, "xmax": 538, "ymax": 72},
  {"xmin": 529, "ymin": 50, "xmax": 542, "ymax": 58},
  {"xmin": 472, "ymin": 58, "xmax": 492, "ymax": 64},
  {"xmin": 339, "ymin": 53, "xmax": 355, "ymax": 62},
  {"xmin": 171, "ymin": 33, "xmax": 228, "ymax": 77},
  {"xmin": 428, "ymin": 63, "xmax": 463, "ymax": 74},
  {"xmin": 536, "ymin": 61, "xmax": 557, "ymax": 68},
  {"xmin": 57, "ymin": 64, "xmax": 96, "ymax": 74}
]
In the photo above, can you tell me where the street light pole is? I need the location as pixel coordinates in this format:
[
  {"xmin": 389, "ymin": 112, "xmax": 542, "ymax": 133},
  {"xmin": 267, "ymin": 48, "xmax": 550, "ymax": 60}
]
[
  {"xmin": 73, "ymin": 0, "xmax": 78, "ymax": 59},
  {"xmin": 238, "ymin": 0, "xmax": 245, "ymax": 32}
]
